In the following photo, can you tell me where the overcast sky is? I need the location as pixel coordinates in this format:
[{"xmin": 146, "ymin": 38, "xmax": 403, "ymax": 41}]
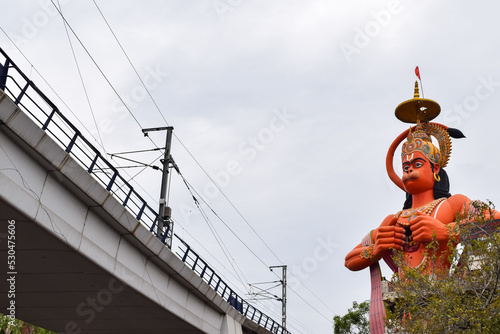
[{"xmin": 2, "ymin": 1, "xmax": 500, "ymax": 333}]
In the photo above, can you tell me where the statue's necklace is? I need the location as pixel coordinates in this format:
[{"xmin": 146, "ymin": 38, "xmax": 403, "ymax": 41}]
[
  {"xmin": 395, "ymin": 197, "xmax": 447, "ymax": 226},
  {"xmin": 395, "ymin": 198, "xmax": 447, "ymax": 269}
]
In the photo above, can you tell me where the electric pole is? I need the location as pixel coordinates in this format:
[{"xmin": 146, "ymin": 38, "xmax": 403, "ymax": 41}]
[
  {"xmin": 142, "ymin": 126, "xmax": 174, "ymax": 248},
  {"xmin": 270, "ymin": 265, "xmax": 287, "ymax": 330}
]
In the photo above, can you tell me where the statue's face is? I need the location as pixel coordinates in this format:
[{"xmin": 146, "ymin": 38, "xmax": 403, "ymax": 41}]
[{"xmin": 401, "ymin": 152, "xmax": 439, "ymax": 194}]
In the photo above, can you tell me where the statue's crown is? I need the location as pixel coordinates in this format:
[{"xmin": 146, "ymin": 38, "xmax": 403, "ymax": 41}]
[
  {"xmin": 401, "ymin": 123, "xmax": 449, "ymax": 167},
  {"xmin": 395, "ymin": 82, "xmax": 452, "ymax": 168},
  {"xmin": 387, "ymin": 76, "xmax": 466, "ymax": 191}
]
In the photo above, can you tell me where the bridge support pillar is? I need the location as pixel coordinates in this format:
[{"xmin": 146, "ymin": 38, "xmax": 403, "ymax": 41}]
[{"xmin": 221, "ymin": 315, "xmax": 243, "ymax": 334}]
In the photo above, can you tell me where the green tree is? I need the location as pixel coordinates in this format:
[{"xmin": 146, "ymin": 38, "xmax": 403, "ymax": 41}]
[
  {"xmin": 386, "ymin": 200, "xmax": 500, "ymax": 333},
  {"xmin": 0, "ymin": 313, "xmax": 57, "ymax": 334},
  {"xmin": 333, "ymin": 300, "xmax": 370, "ymax": 334}
]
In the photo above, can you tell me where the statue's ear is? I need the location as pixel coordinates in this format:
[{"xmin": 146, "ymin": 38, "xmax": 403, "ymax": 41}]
[{"xmin": 433, "ymin": 164, "xmax": 441, "ymax": 175}]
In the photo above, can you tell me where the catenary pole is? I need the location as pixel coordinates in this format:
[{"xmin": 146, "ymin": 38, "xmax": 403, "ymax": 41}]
[
  {"xmin": 270, "ymin": 265, "xmax": 287, "ymax": 330},
  {"xmin": 142, "ymin": 126, "xmax": 174, "ymax": 248}
]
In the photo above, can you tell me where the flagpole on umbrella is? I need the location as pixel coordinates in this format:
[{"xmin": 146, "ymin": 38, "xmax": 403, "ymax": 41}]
[{"xmin": 415, "ymin": 66, "xmax": 424, "ymax": 98}]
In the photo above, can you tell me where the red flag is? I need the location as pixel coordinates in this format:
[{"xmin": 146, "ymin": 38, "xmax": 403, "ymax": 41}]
[{"xmin": 415, "ymin": 66, "xmax": 421, "ymax": 80}]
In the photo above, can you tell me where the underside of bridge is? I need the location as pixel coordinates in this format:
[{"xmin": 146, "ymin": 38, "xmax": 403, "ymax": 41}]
[{"xmin": 0, "ymin": 199, "xmax": 210, "ymax": 334}]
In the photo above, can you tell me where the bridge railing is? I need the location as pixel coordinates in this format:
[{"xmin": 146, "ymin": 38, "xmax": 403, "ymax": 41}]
[
  {"xmin": 176, "ymin": 235, "xmax": 290, "ymax": 334},
  {"xmin": 0, "ymin": 47, "xmax": 172, "ymax": 247},
  {"xmin": 0, "ymin": 47, "xmax": 288, "ymax": 334}
]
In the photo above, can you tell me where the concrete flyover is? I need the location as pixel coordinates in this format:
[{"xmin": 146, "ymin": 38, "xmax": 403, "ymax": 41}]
[{"xmin": 0, "ymin": 48, "xmax": 285, "ymax": 334}]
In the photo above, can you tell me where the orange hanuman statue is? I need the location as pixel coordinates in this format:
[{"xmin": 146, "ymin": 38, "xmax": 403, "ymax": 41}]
[{"xmin": 345, "ymin": 82, "xmax": 499, "ymax": 333}]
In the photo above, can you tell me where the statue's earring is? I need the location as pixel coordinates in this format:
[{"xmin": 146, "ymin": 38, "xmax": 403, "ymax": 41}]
[{"xmin": 434, "ymin": 173, "xmax": 441, "ymax": 182}]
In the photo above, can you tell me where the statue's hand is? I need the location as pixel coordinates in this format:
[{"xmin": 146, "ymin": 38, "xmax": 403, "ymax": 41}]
[
  {"xmin": 373, "ymin": 220, "xmax": 406, "ymax": 259},
  {"xmin": 410, "ymin": 211, "xmax": 448, "ymax": 243}
]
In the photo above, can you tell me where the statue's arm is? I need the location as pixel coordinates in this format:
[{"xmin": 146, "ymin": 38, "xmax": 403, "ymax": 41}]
[
  {"xmin": 409, "ymin": 195, "xmax": 470, "ymax": 244},
  {"xmin": 345, "ymin": 215, "xmax": 405, "ymax": 271},
  {"xmin": 412, "ymin": 195, "xmax": 500, "ymax": 244},
  {"xmin": 345, "ymin": 242, "xmax": 370, "ymax": 271},
  {"xmin": 442, "ymin": 194, "xmax": 500, "ymax": 221}
]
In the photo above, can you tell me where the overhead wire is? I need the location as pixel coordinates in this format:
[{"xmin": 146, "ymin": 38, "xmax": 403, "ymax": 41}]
[
  {"xmin": 0, "ymin": 27, "xmax": 167, "ymax": 213},
  {"xmin": 194, "ymin": 199, "xmax": 249, "ymax": 290},
  {"xmin": 109, "ymin": 148, "xmax": 163, "ymax": 155},
  {"xmin": 91, "ymin": 0, "xmax": 170, "ymax": 127},
  {"xmin": 175, "ymin": 250, "xmax": 294, "ymax": 333},
  {"xmin": 173, "ymin": 219, "xmax": 260, "ymax": 299},
  {"xmin": 177, "ymin": 146, "xmax": 336, "ymax": 320},
  {"xmin": 123, "ymin": 154, "xmax": 162, "ymax": 184},
  {"xmin": 175, "ymin": 168, "xmax": 249, "ymax": 289},
  {"xmin": 47, "ymin": 0, "xmax": 161, "ymax": 152},
  {"xmin": 173, "ymin": 219, "xmax": 295, "ymax": 329},
  {"xmin": 179, "ymin": 169, "xmax": 334, "ymax": 324},
  {"xmin": 109, "ymin": 154, "xmax": 161, "ymax": 170},
  {"xmin": 179, "ymin": 173, "xmax": 271, "ymax": 269},
  {"xmin": 0, "ymin": 27, "xmax": 106, "ymax": 153},
  {"xmin": 287, "ymin": 317, "xmax": 315, "ymax": 334},
  {"xmin": 248, "ymin": 282, "xmax": 282, "ymax": 299},
  {"xmin": 55, "ymin": 0, "xmax": 106, "ymax": 151},
  {"xmin": 176, "ymin": 172, "xmax": 318, "ymax": 334},
  {"xmin": 91, "ymin": 0, "xmax": 182, "ymax": 213},
  {"xmin": 44, "ymin": 1, "xmax": 175, "ymax": 208},
  {"xmin": 2, "ymin": 21, "xmax": 176, "ymax": 222}
]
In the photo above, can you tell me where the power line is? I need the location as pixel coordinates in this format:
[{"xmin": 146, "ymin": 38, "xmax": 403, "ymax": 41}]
[
  {"xmin": 176, "ymin": 169, "xmax": 332, "ymax": 330},
  {"xmin": 0, "ymin": 27, "xmax": 105, "ymax": 153},
  {"xmin": 56, "ymin": 0, "xmax": 106, "ymax": 151},
  {"xmin": 181, "ymin": 150, "xmax": 336, "ymax": 322},
  {"xmin": 179, "ymin": 174, "xmax": 271, "ymax": 269},
  {"xmin": 92, "ymin": 0, "xmax": 170, "ymax": 127},
  {"xmin": 173, "ymin": 220, "xmax": 254, "ymax": 297},
  {"xmin": 48, "ymin": 0, "xmax": 158, "ymax": 149},
  {"xmin": 176, "ymin": 170, "xmax": 249, "ymax": 287},
  {"xmin": 45, "ymin": 0, "xmax": 177, "ymax": 205},
  {"xmin": 0, "ymin": 29, "xmax": 169, "ymax": 217}
]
